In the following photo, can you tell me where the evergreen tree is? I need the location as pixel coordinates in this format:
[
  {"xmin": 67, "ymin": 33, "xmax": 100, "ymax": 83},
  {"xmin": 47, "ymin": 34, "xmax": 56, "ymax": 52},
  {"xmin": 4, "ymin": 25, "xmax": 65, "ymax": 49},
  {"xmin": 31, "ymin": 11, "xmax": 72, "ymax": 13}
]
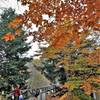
[
  {"xmin": 42, "ymin": 58, "xmax": 67, "ymax": 85},
  {"xmin": 0, "ymin": 8, "xmax": 31, "ymax": 94},
  {"xmin": 0, "ymin": 8, "xmax": 16, "ymax": 36}
]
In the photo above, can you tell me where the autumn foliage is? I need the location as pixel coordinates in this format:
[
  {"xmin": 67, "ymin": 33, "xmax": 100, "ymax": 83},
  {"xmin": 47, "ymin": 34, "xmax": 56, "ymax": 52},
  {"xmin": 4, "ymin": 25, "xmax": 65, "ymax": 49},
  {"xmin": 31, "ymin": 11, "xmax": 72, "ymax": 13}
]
[
  {"xmin": 8, "ymin": 15, "xmax": 24, "ymax": 29},
  {"xmin": 2, "ymin": 32, "xmax": 15, "ymax": 41},
  {"xmin": 2, "ymin": 0, "xmax": 100, "ymax": 99},
  {"xmin": 87, "ymin": 48, "xmax": 100, "ymax": 64},
  {"xmin": 7, "ymin": 0, "xmax": 100, "ymax": 48}
]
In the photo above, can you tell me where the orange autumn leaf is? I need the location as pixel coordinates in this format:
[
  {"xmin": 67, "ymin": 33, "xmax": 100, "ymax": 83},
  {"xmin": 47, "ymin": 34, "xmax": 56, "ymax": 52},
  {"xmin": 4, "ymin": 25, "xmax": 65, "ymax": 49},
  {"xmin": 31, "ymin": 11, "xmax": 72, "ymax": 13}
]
[
  {"xmin": 42, "ymin": 0, "xmax": 49, "ymax": 3},
  {"xmin": 87, "ymin": 48, "xmax": 100, "ymax": 65},
  {"xmin": 80, "ymin": 82, "xmax": 93, "ymax": 95},
  {"xmin": 8, "ymin": 15, "xmax": 23, "ymax": 29},
  {"xmin": 87, "ymin": 76, "xmax": 100, "ymax": 83},
  {"xmin": 87, "ymin": 55, "xmax": 94, "ymax": 65},
  {"xmin": 21, "ymin": 0, "xmax": 30, "ymax": 5},
  {"xmin": 95, "ymin": 48, "xmax": 100, "ymax": 64},
  {"xmin": 15, "ymin": 29, "xmax": 22, "ymax": 36},
  {"xmin": 51, "ymin": 33, "xmax": 71, "ymax": 48},
  {"xmin": 75, "ymin": 35, "xmax": 81, "ymax": 47},
  {"xmin": 2, "ymin": 33, "xmax": 15, "ymax": 41},
  {"xmin": 95, "ymin": 24, "xmax": 100, "ymax": 28}
]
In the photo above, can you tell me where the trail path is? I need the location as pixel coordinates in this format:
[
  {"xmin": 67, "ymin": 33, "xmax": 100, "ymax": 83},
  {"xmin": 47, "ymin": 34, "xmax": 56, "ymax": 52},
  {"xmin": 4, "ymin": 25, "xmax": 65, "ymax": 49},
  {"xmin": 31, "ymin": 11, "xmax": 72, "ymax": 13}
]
[{"xmin": 26, "ymin": 63, "xmax": 50, "ymax": 100}]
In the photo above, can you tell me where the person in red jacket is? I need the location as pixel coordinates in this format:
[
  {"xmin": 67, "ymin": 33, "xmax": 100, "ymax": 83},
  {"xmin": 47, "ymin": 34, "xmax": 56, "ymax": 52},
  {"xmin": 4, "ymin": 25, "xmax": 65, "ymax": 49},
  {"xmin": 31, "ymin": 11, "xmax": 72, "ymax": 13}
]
[{"xmin": 14, "ymin": 84, "xmax": 20, "ymax": 100}]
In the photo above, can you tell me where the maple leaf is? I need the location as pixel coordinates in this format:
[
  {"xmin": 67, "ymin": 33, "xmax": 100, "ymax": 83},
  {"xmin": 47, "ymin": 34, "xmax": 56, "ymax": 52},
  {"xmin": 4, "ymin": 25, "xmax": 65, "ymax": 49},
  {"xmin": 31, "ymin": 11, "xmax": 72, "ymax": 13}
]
[
  {"xmin": 87, "ymin": 55, "xmax": 94, "ymax": 65},
  {"xmin": 2, "ymin": 33, "xmax": 15, "ymax": 41},
  {"xmin": 8, "ymin": 15, "xmax": 23, "ymax": 29},
  {"xmin": 80, "ymin": 82, "xmax": 94, "ymax": 95},
  {"xmin": 87, "ymin": 48, "xmax": 100, "ymax": 65},
  {"xmin": 51, "ymin": 35, "xmax": 69, "ymax": 48},
  {"xmin": 15, "ymin": 29, "xmax": 22, "ymax": 36},
  {"xmin": 87, "ymin": 76, "xmax": 100, "ymax": 83}
]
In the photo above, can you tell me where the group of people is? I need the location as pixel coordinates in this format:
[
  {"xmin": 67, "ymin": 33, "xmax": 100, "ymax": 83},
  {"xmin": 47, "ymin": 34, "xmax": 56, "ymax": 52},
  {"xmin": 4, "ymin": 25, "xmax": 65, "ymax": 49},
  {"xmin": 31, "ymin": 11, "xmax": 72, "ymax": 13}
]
[
  {"xmin": 11, "ymin": 84, "xmax": 40, "ymax": 100},
  {"xmin": 11, "ymin": 84, "xmax": 24, "ymax": 100}
]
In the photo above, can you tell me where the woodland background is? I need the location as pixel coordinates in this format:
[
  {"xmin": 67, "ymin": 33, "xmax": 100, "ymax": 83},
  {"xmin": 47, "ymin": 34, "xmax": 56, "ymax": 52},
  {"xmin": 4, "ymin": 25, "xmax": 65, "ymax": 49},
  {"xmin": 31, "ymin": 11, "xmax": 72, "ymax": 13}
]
[{"xmin": 0, "ymin": 0, "xmax": 100, "ymax": 100}]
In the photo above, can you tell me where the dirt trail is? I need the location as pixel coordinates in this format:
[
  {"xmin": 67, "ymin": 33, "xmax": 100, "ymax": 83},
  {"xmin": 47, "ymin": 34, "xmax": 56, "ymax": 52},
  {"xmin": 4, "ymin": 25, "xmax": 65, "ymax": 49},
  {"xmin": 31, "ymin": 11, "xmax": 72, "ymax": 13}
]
[{"xmin": 27, "ymin": 62, "xmax": 50, "ymax": 89}]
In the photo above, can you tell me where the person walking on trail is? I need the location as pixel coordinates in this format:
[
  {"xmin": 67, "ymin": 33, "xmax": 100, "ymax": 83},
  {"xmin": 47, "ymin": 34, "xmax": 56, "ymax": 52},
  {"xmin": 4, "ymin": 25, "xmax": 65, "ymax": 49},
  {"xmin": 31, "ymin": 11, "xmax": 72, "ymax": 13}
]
[
  {"xmin": 29, "ymin": 89, "xmax": 39, "ymax": 100},
  {"xmin": 34, "ymin": 89, "xmax": 40, "ymax": 100},
  {"xmin": 32, "ymin": 89, "xmax": 37, "ymax": 100},
  {"xmin": 18, "ymin": 92, "xmax": 24, "ymax": 100},
  {"xmin": 14, "ymin": 84, "xmax": 20, "ymax": 100}
]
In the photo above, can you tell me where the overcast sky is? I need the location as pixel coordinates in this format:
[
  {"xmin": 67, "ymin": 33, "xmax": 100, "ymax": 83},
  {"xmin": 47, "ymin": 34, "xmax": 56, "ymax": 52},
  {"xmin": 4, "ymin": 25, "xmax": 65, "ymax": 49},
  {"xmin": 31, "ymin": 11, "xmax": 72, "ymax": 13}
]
[{"xmin": 0, "ymin": 0, "xmax": 28, "ymax": 14}]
